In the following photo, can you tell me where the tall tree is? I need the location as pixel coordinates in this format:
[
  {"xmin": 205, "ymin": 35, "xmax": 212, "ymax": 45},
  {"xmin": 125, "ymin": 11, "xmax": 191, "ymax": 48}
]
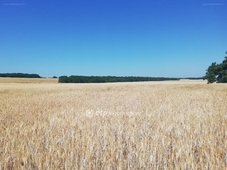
[
  {"xmin": 204, "ymin": 51, "xmax": 227, "ymax": 83},
  {"xmin": 205, "ymin": 62, "xmax": 217, "ymax": 84},
  {"xmin": 219, "ymin": 52, "xmax": 227, "ymax": 83}
]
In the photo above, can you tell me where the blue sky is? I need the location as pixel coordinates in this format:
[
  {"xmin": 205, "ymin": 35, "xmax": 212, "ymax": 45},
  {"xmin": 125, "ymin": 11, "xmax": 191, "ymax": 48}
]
[{"xmin": 1, "ymin": 0, "xmax": 227, "ymax": 77}]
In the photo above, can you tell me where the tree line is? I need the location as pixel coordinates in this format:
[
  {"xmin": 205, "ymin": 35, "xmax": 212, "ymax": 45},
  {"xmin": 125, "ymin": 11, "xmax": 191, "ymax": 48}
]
[
  {"xmin": 58, "ymin": 75, "xmax": 180, "ymax": 83},
  {"xmin": 0, "ymin": 73, "xmax": 41, "ymax": 78},
  {"xmin": 204, "ymin": 51, "xmax": 227, "ymax": 84}
]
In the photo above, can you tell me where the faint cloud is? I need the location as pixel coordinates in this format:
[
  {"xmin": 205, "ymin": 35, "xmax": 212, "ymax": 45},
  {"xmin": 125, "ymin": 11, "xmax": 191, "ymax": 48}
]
[
  {"xmin": 3, "ymin": 3, "xmax": 25, "ymax": 6},
  {"xmin": 2, "ymin": 0, "xmax": 25, "ymax": 5}
]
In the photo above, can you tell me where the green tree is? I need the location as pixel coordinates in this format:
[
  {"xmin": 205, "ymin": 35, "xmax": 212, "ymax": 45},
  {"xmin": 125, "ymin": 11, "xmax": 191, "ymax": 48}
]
[
  {"xmin": 218, "ymin": 53, "xmax": 227, "ymax": 83},
  {"xmin": 205, "ymin": 51, "xmax": 227, "ymax": 83},
  {"xmin": 205, "ymin": 62, "xmax": 217, "ymax": 84},
  {"xmin": 59, "ymin": 76, "xmax": 69, "ymax": 83}
]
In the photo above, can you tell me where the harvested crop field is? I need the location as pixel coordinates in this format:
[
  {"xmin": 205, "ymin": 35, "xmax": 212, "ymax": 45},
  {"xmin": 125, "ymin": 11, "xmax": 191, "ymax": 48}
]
[
  {"xmin": 0, "ymin": 80, "xmax": 226, "ymax": 169},
  {"xmin": 0, "ymin": 78, "xmax": 58, "ymax": 84}
]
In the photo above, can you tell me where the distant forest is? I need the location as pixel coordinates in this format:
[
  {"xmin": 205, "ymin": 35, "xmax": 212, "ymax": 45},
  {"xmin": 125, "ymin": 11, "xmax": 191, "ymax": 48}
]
[
  {"xmin": 0, "ymin": 73, "xmax": 203, "ymax": 83},
  {"xmin": 59, "ymin": 75, "xmax": 181, "ymax": 83},
  {"xmin": 0, "ymin": 73, "xmax": 41, "ymax": 78},
  {"xmin": 59, "ymin": 76, "xmax": 203, "ymax": 83}
]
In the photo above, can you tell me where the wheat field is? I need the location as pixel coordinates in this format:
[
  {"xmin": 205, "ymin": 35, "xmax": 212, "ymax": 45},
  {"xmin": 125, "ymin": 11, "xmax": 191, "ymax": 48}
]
[
  {"xmin": 0, "ymin": 80, "xmax": 226, "ymax": 169},
  {"xmin": 0, "ymin": 78, "xmax": 58, "ymax": 84}
]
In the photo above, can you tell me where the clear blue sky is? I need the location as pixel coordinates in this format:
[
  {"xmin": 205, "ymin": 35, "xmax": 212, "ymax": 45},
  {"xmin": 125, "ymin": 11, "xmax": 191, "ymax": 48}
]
[{"xmin": 1, "ymin": 0, "xmax": 227, "ymax": 77}]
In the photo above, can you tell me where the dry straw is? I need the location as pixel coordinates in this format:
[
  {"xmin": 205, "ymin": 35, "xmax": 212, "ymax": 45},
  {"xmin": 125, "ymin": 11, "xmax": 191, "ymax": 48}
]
[{"xmin": 0, "ymin": 81, "xmax": 226, "ymax": 169}]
